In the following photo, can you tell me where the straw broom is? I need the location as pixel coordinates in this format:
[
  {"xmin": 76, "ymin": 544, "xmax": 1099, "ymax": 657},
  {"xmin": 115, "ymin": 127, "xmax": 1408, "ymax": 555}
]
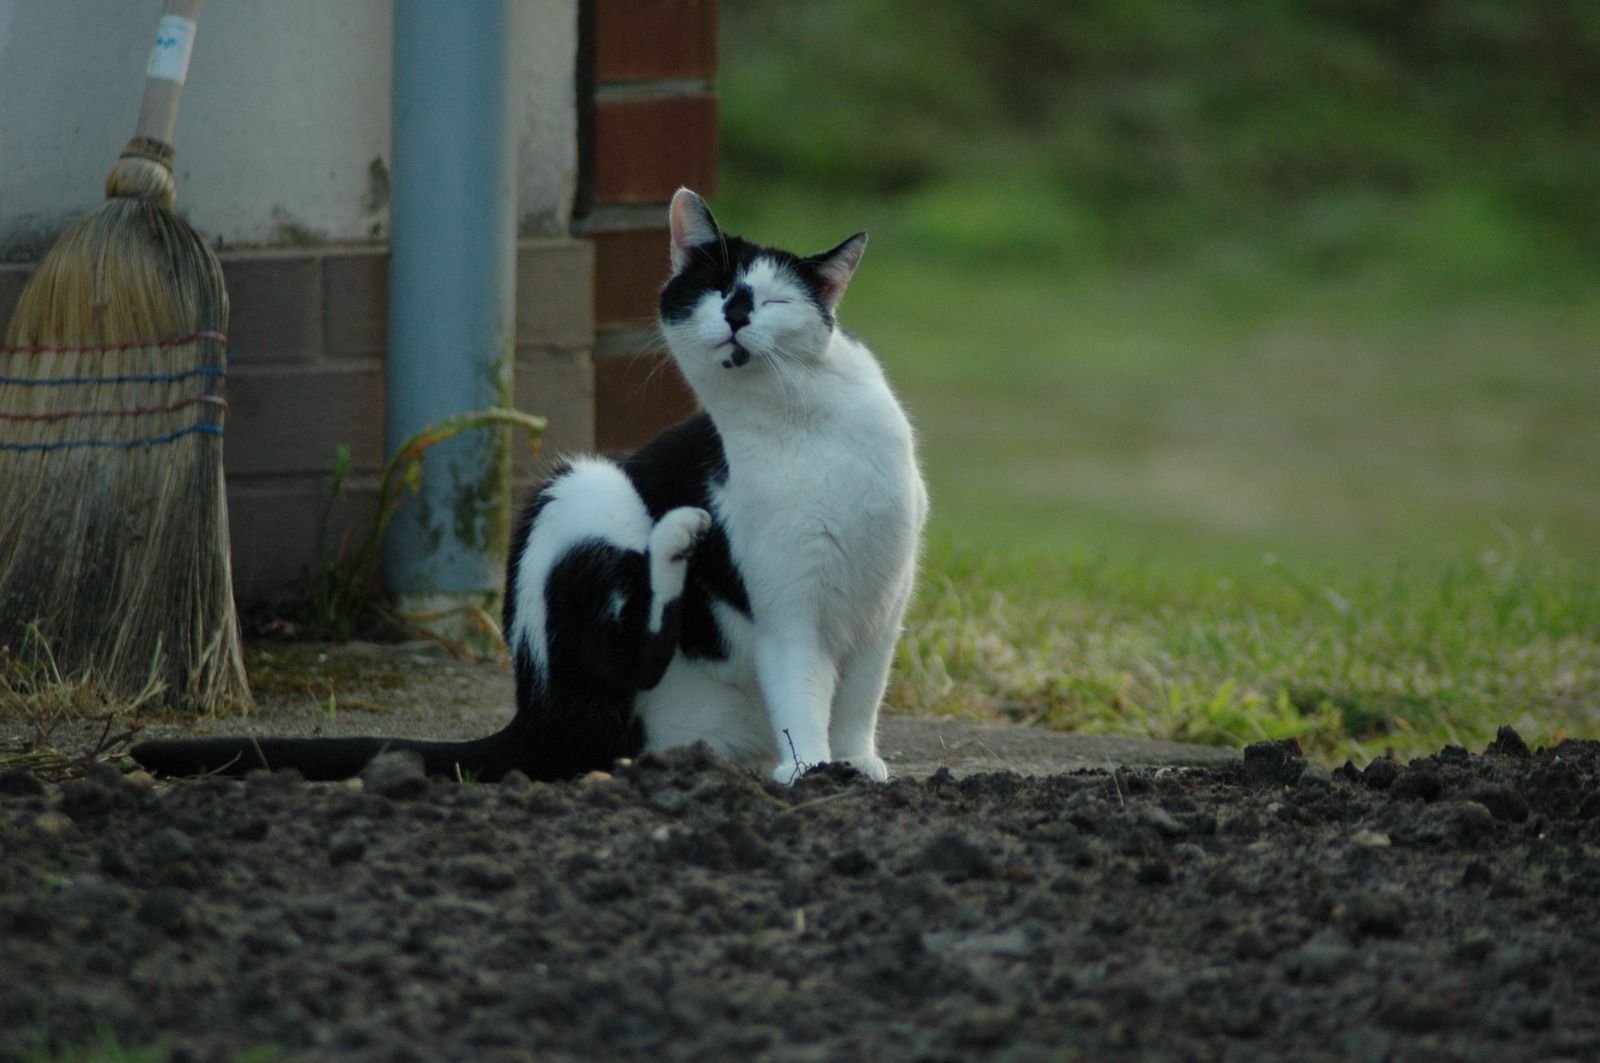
[{"xmin": 0, "ymin": 0, "xmax": 249, "ymax": 714}]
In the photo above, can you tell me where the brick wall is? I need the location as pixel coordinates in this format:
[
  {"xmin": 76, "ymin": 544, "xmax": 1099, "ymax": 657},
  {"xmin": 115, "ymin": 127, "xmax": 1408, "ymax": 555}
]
[
  {"xmin": 577, "ymin": 0, "xmax": 718, "ymax": 453},
  {"xmin": 0, "ymin": 1, "xmax": 722, "ymax": 605},
  {"xmin": 0, "ymin": 240, "xmax": 593, "ymax": 605},
  {"xmin": 223, "ymin": 240, "xmax": 594, "ymax": 603}
]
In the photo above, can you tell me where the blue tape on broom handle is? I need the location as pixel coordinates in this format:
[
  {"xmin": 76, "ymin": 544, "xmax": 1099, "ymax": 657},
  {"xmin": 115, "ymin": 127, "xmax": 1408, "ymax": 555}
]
[{"xmin": 1, "ymin": 331, "xmax": 232, "ymax": 447}]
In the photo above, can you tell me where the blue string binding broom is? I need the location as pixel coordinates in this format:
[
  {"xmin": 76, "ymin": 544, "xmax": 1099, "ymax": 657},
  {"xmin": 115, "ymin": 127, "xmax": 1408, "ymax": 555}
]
[{"xmin": 0, "ymin": 0, "xmax": 249, "ymax": 714}]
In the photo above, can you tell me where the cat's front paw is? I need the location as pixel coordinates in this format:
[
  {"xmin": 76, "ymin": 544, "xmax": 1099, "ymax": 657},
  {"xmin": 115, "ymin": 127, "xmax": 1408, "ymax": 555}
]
[
  {"xmin": 651, "ymin": 506, "xmax": 712, "ymax": 564},
  {"xmin": 842, "ymin": 753, "xmax": 889, "ymax": 783},
  {"xmin": 771, "ymin": 760, "xmax": 808, "ymax": 787},
  {"xmin": 769, "ymin": 754, "xmax": 888, "ymax": 785}
]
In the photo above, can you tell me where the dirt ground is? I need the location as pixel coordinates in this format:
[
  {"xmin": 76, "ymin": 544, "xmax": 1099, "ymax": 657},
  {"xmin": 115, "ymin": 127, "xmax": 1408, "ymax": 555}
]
[{"xmin": 3, "ymin": 644, "xmax": 1599, "ymax": 1062}]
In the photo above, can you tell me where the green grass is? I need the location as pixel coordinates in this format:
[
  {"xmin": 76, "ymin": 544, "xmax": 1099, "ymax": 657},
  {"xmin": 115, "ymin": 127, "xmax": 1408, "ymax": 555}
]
[
  {"xmin": 890, "ymin": 538, "xmax": 1600, "ymax": 764},
  {"xmin": 718, "ymin": 189, "xmax": 1600, "ymax": 571},
  {"xmin": 723, "ymin": 213, "xmax": 1600, "ymax": 762},
  {"xmin": 721, "ymin": 0, "xmax": 1600, "ymax": 265},
  {"xmin": 715, "ymin": 0, "xmax": 1600, "ymax": 762},
  {"xmin": 768, "ymin": 207, "xmax": 1600, "ymax": 763}
]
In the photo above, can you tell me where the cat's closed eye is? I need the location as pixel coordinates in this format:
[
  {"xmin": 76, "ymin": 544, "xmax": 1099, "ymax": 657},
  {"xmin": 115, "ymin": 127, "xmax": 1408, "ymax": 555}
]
[{"xmin": 762, "ymin": 299, "xmax": 791, "ymax": 307}]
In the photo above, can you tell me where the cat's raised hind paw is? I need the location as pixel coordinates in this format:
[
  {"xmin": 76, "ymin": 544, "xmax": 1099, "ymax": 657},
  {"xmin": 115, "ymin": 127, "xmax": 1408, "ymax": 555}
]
[
  {"xmin": 651, "ymin": 506, "xmax": 712, "ymax": 564},
  {"xmin": 648, "ymin": 508, "xmax": 712, "ymax": 632}
]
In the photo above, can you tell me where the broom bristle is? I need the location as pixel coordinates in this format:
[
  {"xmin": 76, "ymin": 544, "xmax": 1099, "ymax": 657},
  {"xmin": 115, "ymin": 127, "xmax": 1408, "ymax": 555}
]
[{"xmin": 0, "ymin": 184, "xmax": 250, "ymax": 714}]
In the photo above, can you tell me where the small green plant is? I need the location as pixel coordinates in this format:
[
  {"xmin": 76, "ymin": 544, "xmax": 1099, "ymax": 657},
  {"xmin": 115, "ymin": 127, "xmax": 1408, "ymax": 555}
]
[
  {"xmin": 25, "ymin": 1029, "xmax": 280, "ymax": 1063},
  {"xmin": 26, "ymin": 1025, "xmax": 166, "ymax": 1063},
  {"xmin": 304, "ymin": 407, "xmax": 545, "ymax": 640}
]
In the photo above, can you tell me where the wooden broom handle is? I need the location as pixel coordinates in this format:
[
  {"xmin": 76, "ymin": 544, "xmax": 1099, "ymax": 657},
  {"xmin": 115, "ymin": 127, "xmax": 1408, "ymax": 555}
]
[{"xmin": 132, "ymin": 0, "xmax": 205, "ymax": 150}]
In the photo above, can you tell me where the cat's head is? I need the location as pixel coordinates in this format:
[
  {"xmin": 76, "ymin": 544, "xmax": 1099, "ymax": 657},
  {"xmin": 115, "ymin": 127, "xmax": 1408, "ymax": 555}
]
[{"xmin": 659, "ymin": 188, "xmax": 865, "ymax": 391}]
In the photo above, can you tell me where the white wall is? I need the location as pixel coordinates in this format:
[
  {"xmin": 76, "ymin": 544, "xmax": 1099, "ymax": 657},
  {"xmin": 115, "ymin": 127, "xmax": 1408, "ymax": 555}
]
[{"xmin": 0, "ymin": 0, "xmax": 577, "ymax": 254}]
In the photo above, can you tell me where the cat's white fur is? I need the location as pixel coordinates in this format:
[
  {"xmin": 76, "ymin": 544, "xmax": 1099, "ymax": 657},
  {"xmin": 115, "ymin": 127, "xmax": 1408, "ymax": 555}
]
[
  {"xmin": 508, "ymin": 462, "xmax": 711, "ymax": 665},
  {"xmin": 647, "ymin": 189, "xmax": 926, "ymax": 784},
  {"xmin": 515, "ymin": 189, "xmax": 926, "ymax": 784},
  {"xmin": 647, "ymin": 507, "xmax": 713, "ymax": 632},
  {"xmin": 509, "ymin": 459, "xmax": 652, "ymax": 680}
]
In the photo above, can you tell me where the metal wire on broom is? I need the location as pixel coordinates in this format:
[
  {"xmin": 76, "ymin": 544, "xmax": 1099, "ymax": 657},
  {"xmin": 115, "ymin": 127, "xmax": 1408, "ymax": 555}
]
[
  {"xmin": 0, "ymin": 322, "xmax": 247, "ymax": 714},
  {"xmin": 0, "ymin": 330, "xmax": 228, "ymax": 452}
]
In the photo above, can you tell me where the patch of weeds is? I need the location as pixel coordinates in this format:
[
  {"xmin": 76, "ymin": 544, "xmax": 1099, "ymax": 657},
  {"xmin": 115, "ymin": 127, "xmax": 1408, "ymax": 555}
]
[
  {"xmin": 243, "ymin": 647, "xmax": 403, "ymax": 716},
  {"xmin": 1, "ymin": 624, "xmax": 108, "ymax": 721},
  {"xmin": 295, "ymin": 407, "xmax": 544, "ymax": 641},
  {"xmin": 245, "ymin": 647, "xmax": 406, "ymax": 695},
  {"xmin": 1286, "ymin": 687, "xmax": 1441, "ymax": 746},
  {"xmin": 0, "ymin": 625, "xmax": 149, "ymax": 780},
  {"xmin": 895, "ymin": 539, "xmax": 1600, "ymax": 765}
]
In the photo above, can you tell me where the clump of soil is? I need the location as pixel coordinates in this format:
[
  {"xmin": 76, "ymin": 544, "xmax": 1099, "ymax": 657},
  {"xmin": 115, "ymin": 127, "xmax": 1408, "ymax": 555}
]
[{"xmin": 4, "ymin": 728, "xmax": 1599, "ymax": 1062}]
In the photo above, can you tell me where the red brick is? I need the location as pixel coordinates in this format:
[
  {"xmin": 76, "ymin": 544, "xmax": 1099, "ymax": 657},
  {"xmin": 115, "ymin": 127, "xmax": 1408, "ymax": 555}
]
[
  {"xmin": 594, "ymin": 350, "xmax": 697, "ymax": 453},
  {"xmin": 594, "ymin": 96, "xmax": 719, "ymax": 205},
  {"xmin": 595, "ymin": 0, "xmax": 718, "ymax": 82},
  {"xmin": 592, "ymin": 227, "xmax": 671, "ymax": 327}
]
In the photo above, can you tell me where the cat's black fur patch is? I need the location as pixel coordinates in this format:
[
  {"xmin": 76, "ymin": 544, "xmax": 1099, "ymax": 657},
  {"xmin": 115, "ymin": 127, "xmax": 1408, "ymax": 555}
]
[
  {"xmin": 660, "ymin": 234, "xmax": 840, "ymax": 330},
  {"xmin": 660, "ymin": 237, "xmax": 748, "ymax": 321},
  {"xmin": 622, "ymin": 412, "xmax": 751, "ymax": 662},
  {"xmin": 133, "ymin": 411, "xmax": 749, "ymax": 784}
]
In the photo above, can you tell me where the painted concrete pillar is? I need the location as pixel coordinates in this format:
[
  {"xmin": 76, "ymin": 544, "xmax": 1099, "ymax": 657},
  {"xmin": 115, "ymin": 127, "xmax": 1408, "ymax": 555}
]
[{"xmin": 385, "ymin": 0, "xmax": 516, "ymax": 628}]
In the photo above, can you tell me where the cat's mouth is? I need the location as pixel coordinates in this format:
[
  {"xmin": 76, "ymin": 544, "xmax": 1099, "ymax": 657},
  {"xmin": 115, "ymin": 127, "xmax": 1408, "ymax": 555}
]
[{"xmin": 720, "ymin": 342, "xmax": 751, "ymax": 369}]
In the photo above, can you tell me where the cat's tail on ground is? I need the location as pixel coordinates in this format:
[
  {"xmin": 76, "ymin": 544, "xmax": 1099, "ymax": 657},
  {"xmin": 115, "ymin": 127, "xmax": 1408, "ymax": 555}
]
[{"xmin": 130, "ymin": 722, "xmax": 531, "ymax": 782}]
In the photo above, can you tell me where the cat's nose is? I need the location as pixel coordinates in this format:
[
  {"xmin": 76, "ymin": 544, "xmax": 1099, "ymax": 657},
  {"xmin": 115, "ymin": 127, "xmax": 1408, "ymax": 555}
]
[{"xmin": 723, "ymin": 286, "xmax": 753, "ymax": 332}]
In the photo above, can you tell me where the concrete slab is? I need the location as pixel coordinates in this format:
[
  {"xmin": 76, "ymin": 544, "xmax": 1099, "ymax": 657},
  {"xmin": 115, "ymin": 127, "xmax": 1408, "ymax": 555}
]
[
  {"xmin": 879, "ymin": 715, "xmax": 1239, "ymax": 780},
  {"xmin": 3, "ymin": 641, "xmax": 1243, "ymax": 781}
]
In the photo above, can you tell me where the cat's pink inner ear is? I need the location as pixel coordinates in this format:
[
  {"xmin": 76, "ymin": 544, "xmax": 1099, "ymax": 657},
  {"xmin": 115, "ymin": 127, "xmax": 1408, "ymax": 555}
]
[
  {"xmin": 669, "ymin": 188, "xmax": 719, "ymax": 272},
  {"xmin": 817, "ymin": 232, "xmax": 868, "ymax": 308}
]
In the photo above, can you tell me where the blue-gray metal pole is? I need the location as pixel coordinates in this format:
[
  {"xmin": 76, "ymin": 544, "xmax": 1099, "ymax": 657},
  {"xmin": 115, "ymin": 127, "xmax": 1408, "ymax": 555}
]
[{"xmin": 386, "ymin": 0, "xmax": 515, "ymax": 624}]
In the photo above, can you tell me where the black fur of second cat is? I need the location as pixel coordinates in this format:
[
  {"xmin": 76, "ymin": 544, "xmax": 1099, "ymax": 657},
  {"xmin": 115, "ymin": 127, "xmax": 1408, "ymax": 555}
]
[{"xmin": 130, "ymin": 414, "xmax": 739, "ymax": 782}]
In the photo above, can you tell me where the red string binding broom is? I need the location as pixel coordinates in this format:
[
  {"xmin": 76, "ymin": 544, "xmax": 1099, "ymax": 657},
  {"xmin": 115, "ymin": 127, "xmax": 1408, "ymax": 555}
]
[{"xmin": 0, "ymin": 0, "xmax": 249, "ymax": 713}]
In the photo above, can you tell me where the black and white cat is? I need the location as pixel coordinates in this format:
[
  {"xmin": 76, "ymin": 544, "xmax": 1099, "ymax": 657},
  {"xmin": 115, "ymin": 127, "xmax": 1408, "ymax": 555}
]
[{"xmin": 132, "ymin": 189, "xmax": 927, "ymax": 786}]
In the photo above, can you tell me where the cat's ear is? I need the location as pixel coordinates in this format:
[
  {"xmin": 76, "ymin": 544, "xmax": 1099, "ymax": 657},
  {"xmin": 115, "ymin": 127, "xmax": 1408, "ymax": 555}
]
[
  {"xmin": 669, "ymin": 188, "xmax": 722, "ymax": 273},
  {"xmin": 810, "ymin": 232, "xmax": 868, "ymax": 311}
]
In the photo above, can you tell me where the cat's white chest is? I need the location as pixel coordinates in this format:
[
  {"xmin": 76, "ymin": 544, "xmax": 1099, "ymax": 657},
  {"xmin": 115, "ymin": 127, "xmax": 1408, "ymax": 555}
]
[{"xmin": 715, "ymin": 404, "xmax": 922, "ymax": 650}]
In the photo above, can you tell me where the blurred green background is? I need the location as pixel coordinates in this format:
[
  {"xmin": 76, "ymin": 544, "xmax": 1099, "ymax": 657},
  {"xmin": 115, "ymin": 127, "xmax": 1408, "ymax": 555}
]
[
  {"xmin": 718, "ymin": 0, "xmax": 1598, "ymax": 570},
  {"xmin": 715, "ymin": 1, "xmax": 1600, "ymax": 756}
]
